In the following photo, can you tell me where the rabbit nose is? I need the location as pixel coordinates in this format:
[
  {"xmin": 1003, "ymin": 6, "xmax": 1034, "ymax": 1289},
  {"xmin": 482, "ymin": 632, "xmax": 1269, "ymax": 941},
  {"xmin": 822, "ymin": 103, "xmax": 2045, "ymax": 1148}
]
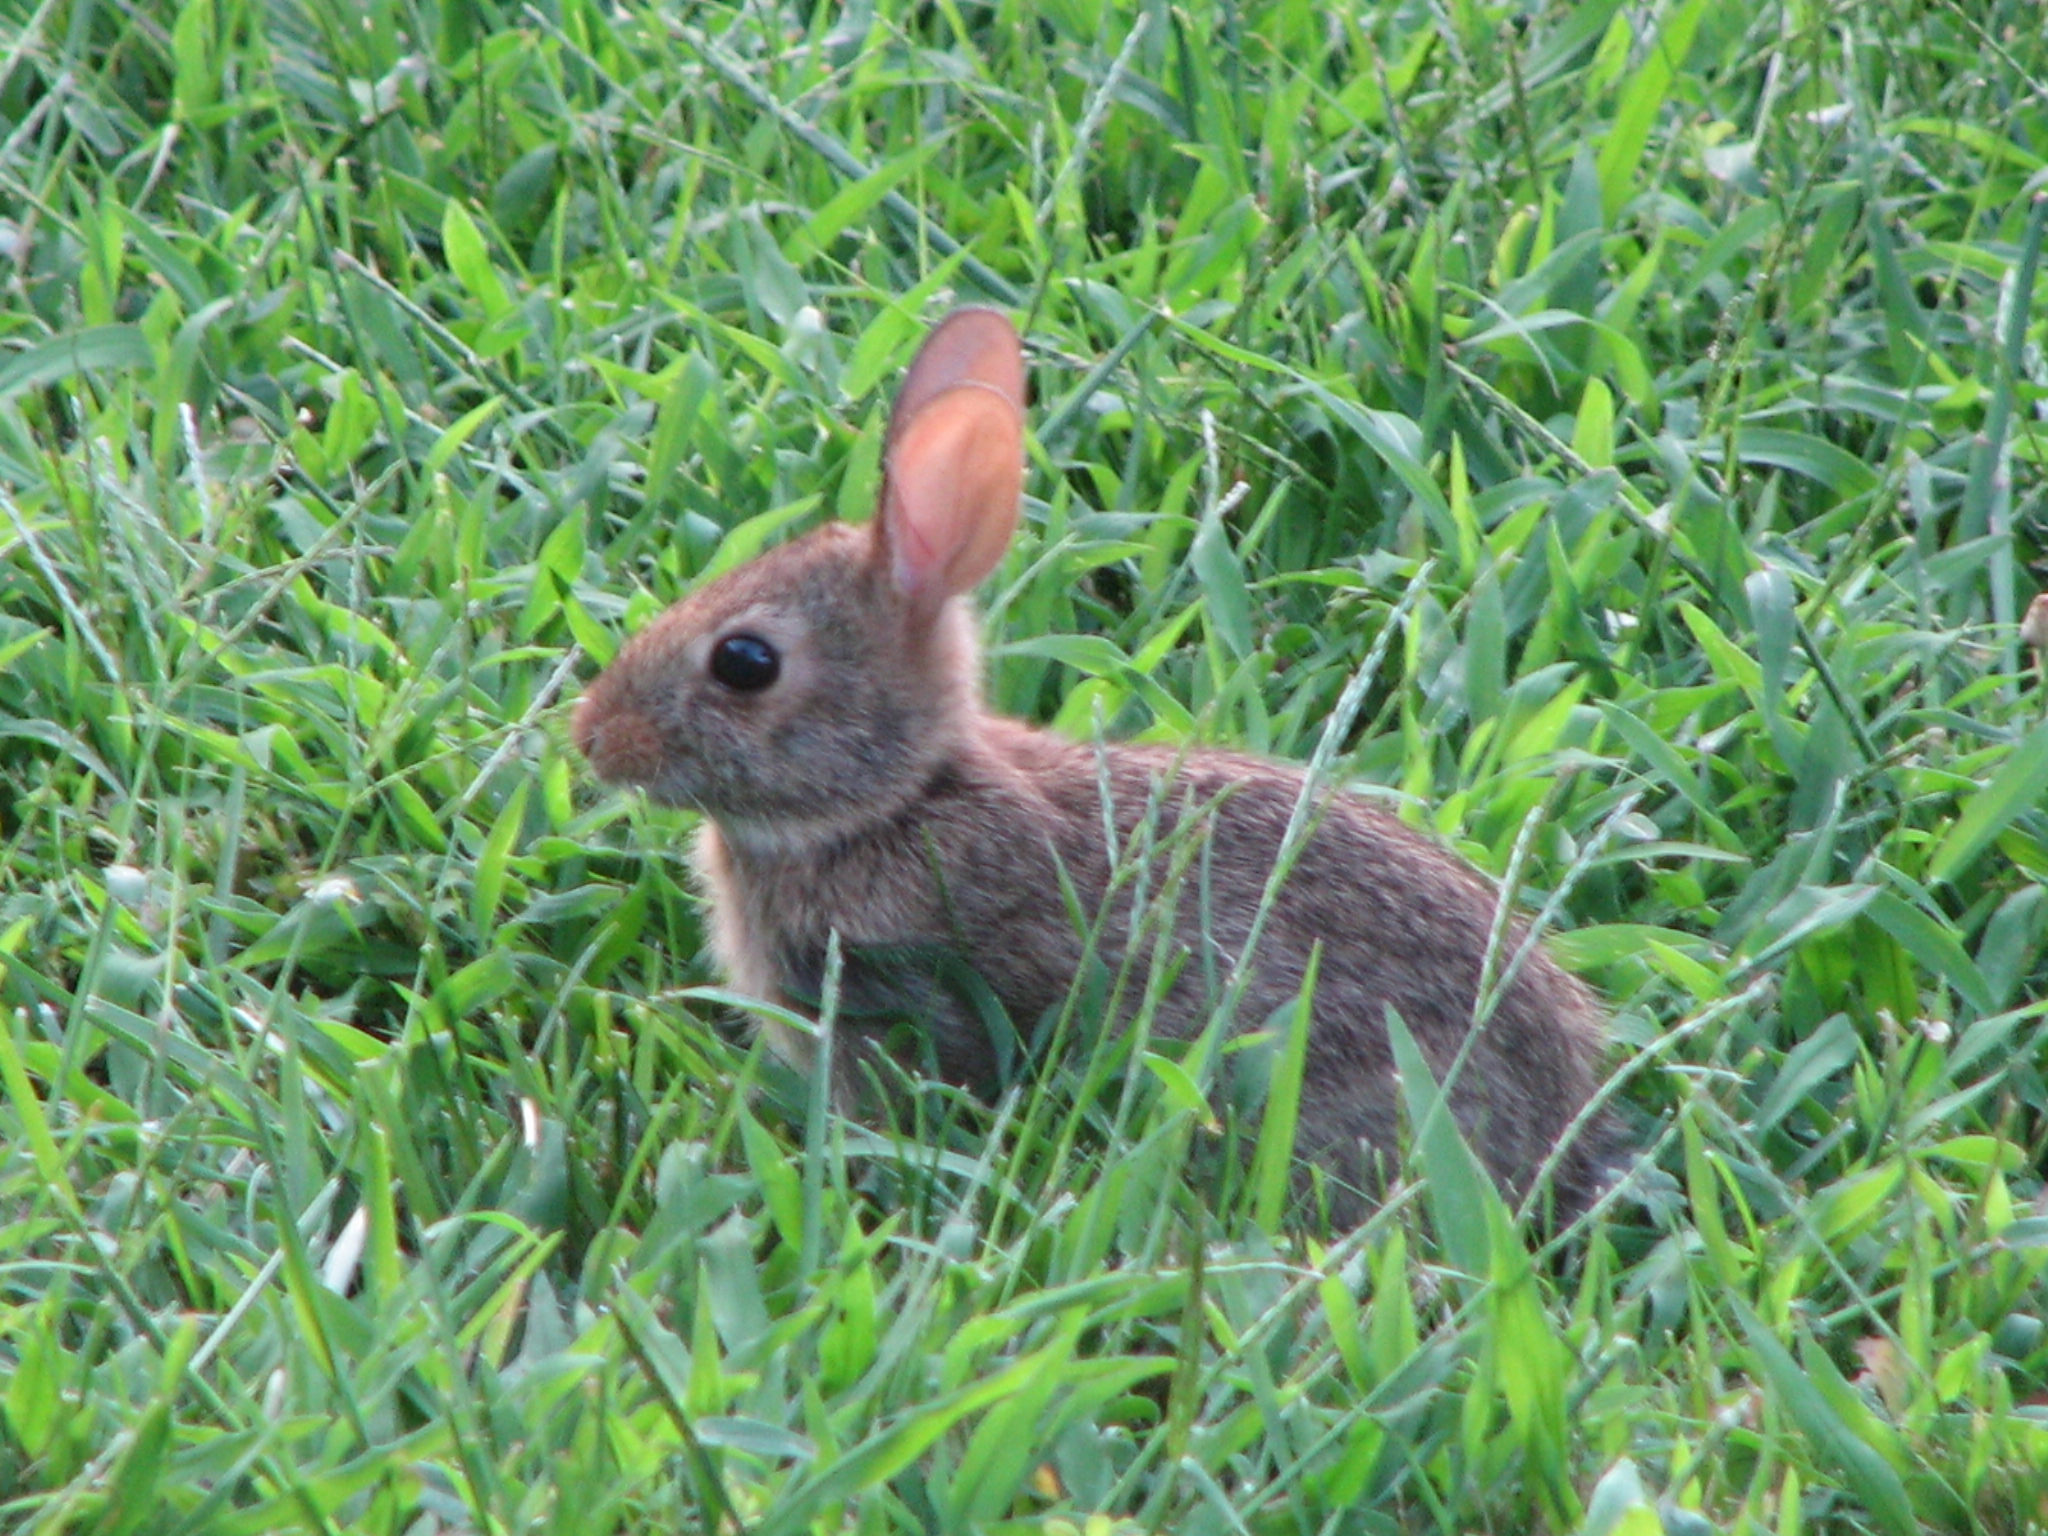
[
  {"xmin": 572, "ymin": 689, "xmax": 667, "ymax": 789},
  {"xmin": 573, "ymin": 690, "xmax": 634, "ymax": 776}
]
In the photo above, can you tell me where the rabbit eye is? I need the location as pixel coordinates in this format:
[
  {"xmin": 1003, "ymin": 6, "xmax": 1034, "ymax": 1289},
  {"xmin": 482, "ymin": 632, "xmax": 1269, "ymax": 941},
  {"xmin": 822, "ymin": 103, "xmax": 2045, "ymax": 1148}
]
[{"xmin": 709, "ymin": 633, "xmax": 780, "ymax": 692}]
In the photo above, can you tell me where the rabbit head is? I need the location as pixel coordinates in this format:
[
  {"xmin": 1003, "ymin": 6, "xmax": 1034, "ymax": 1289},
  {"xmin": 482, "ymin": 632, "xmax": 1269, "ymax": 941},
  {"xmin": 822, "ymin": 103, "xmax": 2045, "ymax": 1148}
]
[{"xmin": 572, "ymin": 309, "xmax": 1027, "ymax": 848}]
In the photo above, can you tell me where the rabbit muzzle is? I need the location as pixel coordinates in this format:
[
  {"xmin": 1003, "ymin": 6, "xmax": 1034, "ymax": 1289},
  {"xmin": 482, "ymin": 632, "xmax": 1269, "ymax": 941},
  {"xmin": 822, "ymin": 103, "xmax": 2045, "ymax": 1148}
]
[{"xmin": 571, "ymin": 687, "xmax": 669, "ymax": 793}]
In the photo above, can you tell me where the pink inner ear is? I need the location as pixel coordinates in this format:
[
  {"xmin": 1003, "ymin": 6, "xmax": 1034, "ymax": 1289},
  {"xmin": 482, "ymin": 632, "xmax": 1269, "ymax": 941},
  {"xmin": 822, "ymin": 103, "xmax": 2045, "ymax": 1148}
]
[{"xmin": 884, "ymin": 384, "xmax": 1023, "ymax": 609}]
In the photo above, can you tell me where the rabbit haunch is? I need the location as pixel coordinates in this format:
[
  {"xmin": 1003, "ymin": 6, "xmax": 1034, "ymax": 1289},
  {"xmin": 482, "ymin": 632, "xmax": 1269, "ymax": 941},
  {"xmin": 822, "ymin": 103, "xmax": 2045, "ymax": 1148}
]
[{"xmin": 573, "ymin": 307, "xmax": 1611, "ymax": 1215}]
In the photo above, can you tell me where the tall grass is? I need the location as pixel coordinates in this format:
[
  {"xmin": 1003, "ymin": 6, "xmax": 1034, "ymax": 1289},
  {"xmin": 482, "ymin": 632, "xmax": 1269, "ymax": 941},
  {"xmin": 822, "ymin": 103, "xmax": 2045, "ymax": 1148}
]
[{"xmin": 2, "ymin": 0, "xmax": 2046, "ymax": 1531}]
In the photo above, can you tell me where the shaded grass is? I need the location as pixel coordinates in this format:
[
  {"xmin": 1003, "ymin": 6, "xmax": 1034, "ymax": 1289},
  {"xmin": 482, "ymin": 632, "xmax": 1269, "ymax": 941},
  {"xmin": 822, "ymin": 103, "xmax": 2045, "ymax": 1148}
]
[{"xmin": 2, "ymin": 0, "xmax": 2048, "ymax": 1531}]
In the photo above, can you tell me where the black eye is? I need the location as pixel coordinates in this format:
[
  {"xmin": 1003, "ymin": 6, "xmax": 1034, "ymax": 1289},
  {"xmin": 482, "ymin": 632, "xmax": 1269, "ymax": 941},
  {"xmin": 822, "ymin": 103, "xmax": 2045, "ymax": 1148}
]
[{"xmin": 709, "ymin": 633, "xmax": 780, "ymax": 692}]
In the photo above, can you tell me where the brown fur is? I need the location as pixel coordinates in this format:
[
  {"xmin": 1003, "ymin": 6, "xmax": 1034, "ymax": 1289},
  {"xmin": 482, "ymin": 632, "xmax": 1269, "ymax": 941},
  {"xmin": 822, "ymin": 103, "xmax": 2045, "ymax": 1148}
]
[{"xmin": 574, "ymin": 309, "xmax": 1613, "ymax": 1219}]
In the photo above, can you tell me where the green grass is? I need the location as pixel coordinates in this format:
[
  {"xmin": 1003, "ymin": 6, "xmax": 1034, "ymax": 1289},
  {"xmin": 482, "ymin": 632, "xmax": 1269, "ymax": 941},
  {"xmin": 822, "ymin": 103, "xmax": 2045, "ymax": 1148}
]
[{"xmin": 3, "ymin": 0, "xmax": 2048, "ymax": 1530}]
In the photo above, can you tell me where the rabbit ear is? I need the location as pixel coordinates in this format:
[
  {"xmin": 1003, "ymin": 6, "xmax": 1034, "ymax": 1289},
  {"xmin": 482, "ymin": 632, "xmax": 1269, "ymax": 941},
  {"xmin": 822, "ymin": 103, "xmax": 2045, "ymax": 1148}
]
[
  {"xmin": 887, "ymin": 308, "xmax": 1025, "ymax": 445},
  {"xmin": 877, "ymin": 312, "xmax": 1025, "ymax": 616}
]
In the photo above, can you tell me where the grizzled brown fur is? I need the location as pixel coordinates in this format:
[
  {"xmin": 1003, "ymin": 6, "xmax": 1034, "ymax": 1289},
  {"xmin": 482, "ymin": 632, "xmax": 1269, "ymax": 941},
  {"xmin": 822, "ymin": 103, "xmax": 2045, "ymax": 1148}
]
[{"xmin": 574, "ymin": 308, "xmax": 1612, "ymax": 1219}]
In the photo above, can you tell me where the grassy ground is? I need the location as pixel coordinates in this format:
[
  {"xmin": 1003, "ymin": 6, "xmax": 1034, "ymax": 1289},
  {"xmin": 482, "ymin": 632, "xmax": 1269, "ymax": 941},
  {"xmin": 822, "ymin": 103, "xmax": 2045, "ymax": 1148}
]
[{"xmin": 3, "ymin": 0, "xmax": 2047, "ymax": 1530}]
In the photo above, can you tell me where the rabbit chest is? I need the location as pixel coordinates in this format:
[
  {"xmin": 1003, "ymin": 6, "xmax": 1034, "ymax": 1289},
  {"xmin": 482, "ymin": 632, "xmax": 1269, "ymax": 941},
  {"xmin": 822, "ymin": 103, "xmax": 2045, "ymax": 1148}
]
[{"xmin": 687, "ymin": 750, "xmax": 1094, "ymax": 1092}]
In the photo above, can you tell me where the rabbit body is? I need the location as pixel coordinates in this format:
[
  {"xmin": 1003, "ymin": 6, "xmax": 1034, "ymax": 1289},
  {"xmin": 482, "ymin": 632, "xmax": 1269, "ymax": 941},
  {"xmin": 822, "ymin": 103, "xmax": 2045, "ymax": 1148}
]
[{"xmin": 574, "ymin": 309, "xmax": 1610, "ymax": 1216}]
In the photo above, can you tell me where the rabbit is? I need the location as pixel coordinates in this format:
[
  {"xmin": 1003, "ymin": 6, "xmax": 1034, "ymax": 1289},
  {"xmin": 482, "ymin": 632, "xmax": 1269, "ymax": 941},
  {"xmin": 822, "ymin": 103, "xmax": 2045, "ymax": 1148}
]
[{"xmin": 573, "ymin": 307, "xmax": 1614, "ymax": 1220}]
